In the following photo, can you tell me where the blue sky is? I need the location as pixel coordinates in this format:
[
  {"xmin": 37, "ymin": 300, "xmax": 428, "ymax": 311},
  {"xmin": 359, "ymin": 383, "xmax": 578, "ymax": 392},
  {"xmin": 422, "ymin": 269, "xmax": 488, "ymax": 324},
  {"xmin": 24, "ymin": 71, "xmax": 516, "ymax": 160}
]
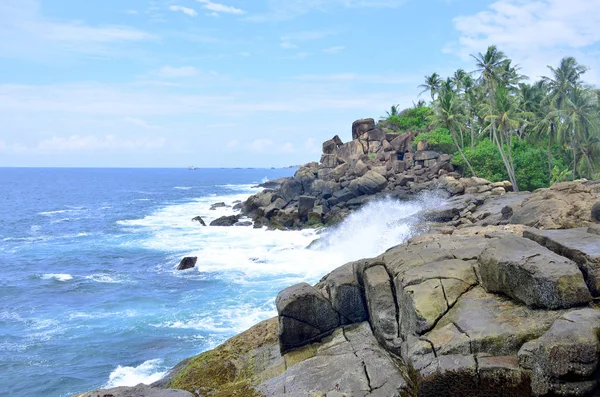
[{"xmin": 1, "ymin": 0, "xmax": 600, "ymax": 167}]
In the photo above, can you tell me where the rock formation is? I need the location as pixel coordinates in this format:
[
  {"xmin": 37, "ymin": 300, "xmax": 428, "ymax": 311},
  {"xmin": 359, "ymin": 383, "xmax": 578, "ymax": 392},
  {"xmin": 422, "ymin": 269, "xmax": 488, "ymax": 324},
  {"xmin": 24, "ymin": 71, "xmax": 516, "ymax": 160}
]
[{"xmin": 176, "ymin": 257, "xmax": 197, "ymax": 271}]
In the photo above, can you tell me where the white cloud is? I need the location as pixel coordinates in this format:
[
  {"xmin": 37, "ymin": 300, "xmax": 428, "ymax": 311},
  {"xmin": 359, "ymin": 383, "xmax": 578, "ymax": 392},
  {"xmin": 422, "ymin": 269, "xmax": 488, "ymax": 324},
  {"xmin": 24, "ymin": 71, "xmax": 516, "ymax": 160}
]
[
  {"xmin": 169, "ymin": 5, "xmax": 198, "ymax": 17},
  {"xmin": 153, "ymin": 66, "xmax": 202, "ymax": 78},
  {"xmin": 247, "ymin": 0, "xmax": 406, "ymax": 22},
  {"xmin": 123, "ymin": 117, "xmax": 164, "ymax": 130},
  {"xmin": 322, "ymin": 46, "xmax": 345, "ymax": 54},
  {"xmin": 0, "ymin": 0, "xmax": 154, "ymax": 60},
  {"xmin": 196, "ymin": 0, "xmax": 245, "ymax": 15},
  {"xmin": 280, "ymin": 42, "xmax": 298, "ymax": 49},
  {"xmin": 446, "ymin": 0, "xmax": 600, "ymax": 81}
]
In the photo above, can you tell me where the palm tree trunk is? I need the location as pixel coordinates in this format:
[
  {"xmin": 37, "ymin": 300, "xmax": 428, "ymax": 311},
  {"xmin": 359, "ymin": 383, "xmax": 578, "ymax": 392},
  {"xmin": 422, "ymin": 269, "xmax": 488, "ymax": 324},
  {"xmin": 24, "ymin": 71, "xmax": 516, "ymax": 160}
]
[
  {"xmin": 547, "ymin": 126, "xmax": 553, "ymax": 176},
  {"xmin": 493, "ymin": 125, "xmax": 519, "ymax": 191},
  {"xmin": 451, "ymin": 128, "xmax": 477, "ymax": 177}
]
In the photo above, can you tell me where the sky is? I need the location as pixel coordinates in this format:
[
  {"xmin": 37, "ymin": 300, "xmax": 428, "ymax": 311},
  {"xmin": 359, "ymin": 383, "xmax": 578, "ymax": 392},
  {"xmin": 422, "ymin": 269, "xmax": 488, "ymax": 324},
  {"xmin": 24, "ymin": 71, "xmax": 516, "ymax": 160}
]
[{"xmin": 1, "ymin": 0, "xmax": 600, "ymax": 167}]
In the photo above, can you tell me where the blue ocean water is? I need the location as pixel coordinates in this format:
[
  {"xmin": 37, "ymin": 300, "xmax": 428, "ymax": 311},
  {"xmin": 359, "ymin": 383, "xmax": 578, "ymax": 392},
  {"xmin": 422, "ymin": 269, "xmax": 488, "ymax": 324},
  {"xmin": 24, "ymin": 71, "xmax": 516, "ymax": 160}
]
[{"xmin": 0, "ymin": 168, "xmax": 430, "ymax": 397}]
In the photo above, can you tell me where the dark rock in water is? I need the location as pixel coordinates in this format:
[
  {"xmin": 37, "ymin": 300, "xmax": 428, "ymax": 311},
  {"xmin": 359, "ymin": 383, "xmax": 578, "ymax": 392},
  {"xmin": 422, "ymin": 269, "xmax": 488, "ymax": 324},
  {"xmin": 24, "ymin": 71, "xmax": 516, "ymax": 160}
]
[
  {"xmin": 209, "ymin": 202, "xmax": 227, "ymax": 210},
  {"xmin": 210, "ymin": 215, "xmax": 240, "ymax": 226},
  {"xmin": 593, "ymin": 201, "xmax": 600, "ymax": 222},
  {"xmin": 232, "ymin": 202, "xmax": 243, "ymax": 211},
  {"xmin": 191, "ymin": 216, "xmax": 206, "ymax": 226},
  {"xmin": 234, "ymin": 221, "xmax": 252, "ymax": 227},
  {"xmin": 257, "ymin": 177, "xmax": 287, "ymax": 189},
  {"xmin": 177, "ymin": 257, "xmax": 198, "ymax": 271}
]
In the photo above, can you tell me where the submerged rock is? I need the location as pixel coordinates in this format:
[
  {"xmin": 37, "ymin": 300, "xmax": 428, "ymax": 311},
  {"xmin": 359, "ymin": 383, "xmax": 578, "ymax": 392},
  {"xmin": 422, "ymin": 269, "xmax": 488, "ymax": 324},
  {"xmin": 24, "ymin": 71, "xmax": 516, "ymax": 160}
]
[
  {"xmin": 191, "ymin": 216, "xmax": 206, "ymax": 226},
  {"xmin": 209, "ymin": 215, "xmax": 240, "ymax": 226}
]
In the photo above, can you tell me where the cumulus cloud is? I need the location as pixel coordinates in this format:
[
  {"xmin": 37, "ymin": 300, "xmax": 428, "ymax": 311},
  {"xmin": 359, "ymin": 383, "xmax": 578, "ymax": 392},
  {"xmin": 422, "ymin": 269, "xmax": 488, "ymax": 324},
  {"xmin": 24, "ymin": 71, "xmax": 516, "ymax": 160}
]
[
  {"xmin": 9, "ymin": 135, "xmax": 165, "ymax": 154},
  {"xmin": 169, "ymin": 5, "xmax": 198, "ymax": 17},
  {"xmin": 446, "ymin": 0, "xmax": 600, "ymax": 81},
  {"xmin": 196, "ymin": 0, "xmax": 245, "ymax": 15}
]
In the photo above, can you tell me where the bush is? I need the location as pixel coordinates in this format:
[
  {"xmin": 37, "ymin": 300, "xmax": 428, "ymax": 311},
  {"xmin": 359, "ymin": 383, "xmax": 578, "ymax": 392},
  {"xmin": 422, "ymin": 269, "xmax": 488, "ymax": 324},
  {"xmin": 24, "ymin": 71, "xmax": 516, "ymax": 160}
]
[
  {"xmin": 452, "ymin": 138, "xmax": 551, "ymax": 191},
  {"xmin": 386, "ymin": 106, "xmax": 433, "ymax": 132},
  {"xmin": 413, "ymin": 128, "xmax": 455, "ymax": 154}
]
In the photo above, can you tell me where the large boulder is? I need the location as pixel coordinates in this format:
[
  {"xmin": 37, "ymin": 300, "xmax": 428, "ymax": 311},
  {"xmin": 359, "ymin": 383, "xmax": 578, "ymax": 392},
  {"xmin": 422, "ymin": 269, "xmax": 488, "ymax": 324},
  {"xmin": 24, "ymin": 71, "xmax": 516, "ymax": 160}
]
[
  {"xmin": 478, "ymin": 235, "xmax": 591, "ymax": 309},
  {"xmin": 593, "ymin": 200, "xmax": 600, "ymax": 222},
  {"xmin": 348, "ymin": 170, "xmax": 387, "ymax": 196},
  {"xmin": 276, "ymin": 283, "xmax": 340, "ymax": 354},
  {"xmin": 297, "ymin": 195, "xmax": 316, "ymax": 219},
  {"xmin": 524, "ymin": 228, "xmax": 600, "ymax": 296},
  {"xmin": 317, "ymin": 262, "xmax": 368, "ymax": 325},
  {"xmin": 389, "ymin": 133, "xmax": 412, "ymax": 153},
  {"xmin": 210, "ymin": 215, "xmax": 240, "ymax": 226},
  {"xmin": 339, "ymin": 140, "xmax": 367, "ymax": 162},
  {"xmin": 352, "ymin": 118, "xmax": 376, "ymax": 140},
  {"xmin": 279, "ymin": 178, "xmax": 303, "ymax": 202},
  {"xmin": 510, "ymin": 181, "xmax": 600, "ymax": 229}
]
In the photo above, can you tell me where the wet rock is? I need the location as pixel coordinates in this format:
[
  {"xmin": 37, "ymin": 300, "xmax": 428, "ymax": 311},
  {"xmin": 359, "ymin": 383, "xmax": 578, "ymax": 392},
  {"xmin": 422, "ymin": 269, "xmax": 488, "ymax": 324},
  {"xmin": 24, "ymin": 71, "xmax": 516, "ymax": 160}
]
[
  {"xmin": 593, "ymin": 201, "xmax": 600, "ymax": 222},
  {"xmin": 318, "ymin": 263, "xmax": 368, "ymax": 325},
  {"xmin": 177, "ymin": 256, "xmax": 197, "ymax": 270},
  {"xmin": 76, "ymin": 384, "xmax": 194, "ymax": 397},
  {"xmin": 234, "ymin": 221, "xmax": 252, "ymax": 226},
  {"xmin": 191, "ymin": 216, "xmax": 206, "ymax": 226},
  {"xmin": 210, "ymin": 215, "xmax": 240, "ymax": 226},
  {"xmin": 209, "ymin": 202, "xmax": 227, "ymax": 210}
]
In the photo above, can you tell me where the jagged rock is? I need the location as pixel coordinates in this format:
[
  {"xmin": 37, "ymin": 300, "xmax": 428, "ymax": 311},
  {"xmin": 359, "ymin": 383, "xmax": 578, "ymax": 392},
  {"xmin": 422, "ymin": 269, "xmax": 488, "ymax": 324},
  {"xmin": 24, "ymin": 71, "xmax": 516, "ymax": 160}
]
[
  {"xmin": 76, "ymin": 384, "xmax": 194, "ymax": 397},
  {"xmin": 339, "ymin": 140, "xmax": 367, "ymax": 161},
  {"xmin": 320, "ymin": 154, "xmax": 339, "ymax": 168},
  {"xmin": 298, "ymin": 195, "xmax": 316, "ymax": 219},
  {"xmin": 234, "ymin": 221, "xmax": 252, "ymax": 226},
  {"xmin": 279, "ymin": 178, "xmax": 303, "ymax": 202},
  {"xmin": 348, "ymin": 170, "xmax": 387, "ymax": 196},
  {"xmin": 177, "ymin": 256, "xmax": 197, "ymax": 270},
  {"xmin": 389, "ymin": 133, "xmax": 412, "ymax": 153},
  {"xmin": 309, "ymin": 179, "xmax": 339, "ymax": 198},
  {"xmin": 593, "ymin": 201, "xmax": 600, "ymax": 222},
  {"xmin": 276, "ymin": 283, "xmax": 340, "ymax": 354},
  {"xmin": 354, "ymin": 159, "xmax": 369, "ymax": 177},
  {"xmin": 479, "ymin": 235, "xmax": 591, "ymax": 309},
  {"xmin": 258, "ymin": 177, "xmax": 288, "ymax": 189},
  {"xmin": 352, "ymin": 118, "xmax": 376, "ymax": 140},
  {"xmin": 438, "ymin": 176, "xmax": 465, "ymax": 195},
  {"xmin": 191, "ymin": 216, "xmax": 206, "ymax": 226},
  {"xmin": 511, "ymin": 181, "xmax": 600, "ymax": 229},
  {"xmin": 209, "ymin": 202, "xmax": 227, "ymax": 210},
  {"xmin": 524, "ymin": 228, "xmax": 600, "ymax": 296},
  {"xmin": 318, "ymin": 262, "xmax": 368, "ymax": 325},
  {"xmin": 210, "ymin": 215, "xmax": 240, "ymax": 226},
  {"xmin": 322, "ymin": 139, "xmax": 337, "ymax": 154},
  {"xmin": 332, "ymin": 187, "xmax": 355, "ymax": 203},
  {"xmin": 519, "ymin": 309, "xmax": 600, "ymax": 396},
  {"xmin": 264, "ymin": 197, "xmax": 287, "ymax": 218},
  {"xmin": 332, "ymin": 134, "xmax": 343, "ymax": 146},
  {"xmin": 414, "ymin": 150, "xmax": 440, "ymax": 161},
  {"xmin": 331, "ymin": 163, "xmax": 350, "ymax": 181},
  {"xmin": 243, "ymin": 190, "xmax": 274, "ymax": 215},
  {"xmin": 232, "ymin": 202, "xmax": 243, "ymax": 211}
]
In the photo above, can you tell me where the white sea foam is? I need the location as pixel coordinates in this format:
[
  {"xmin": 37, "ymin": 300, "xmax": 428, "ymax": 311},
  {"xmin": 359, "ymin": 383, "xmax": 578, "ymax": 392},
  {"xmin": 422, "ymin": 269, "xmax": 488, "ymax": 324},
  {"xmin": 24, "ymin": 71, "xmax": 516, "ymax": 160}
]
[
  {"xmin": 85, "ymin": 274, "xmax": 126, "ymax": 284},
  {"xmin": 105, "ymin": 359, "xmax": 167, "ymax": 388},
  {"xmin": 174, "ymin": 186, "xmax": 193, "ymax": 190},
  {"xmin": 38, "ymin": 209, "xmax": 86, "ymax": 216},
  {"xmin": 41, "ymin": 273, "xmax": 73, "ymax": 282}
]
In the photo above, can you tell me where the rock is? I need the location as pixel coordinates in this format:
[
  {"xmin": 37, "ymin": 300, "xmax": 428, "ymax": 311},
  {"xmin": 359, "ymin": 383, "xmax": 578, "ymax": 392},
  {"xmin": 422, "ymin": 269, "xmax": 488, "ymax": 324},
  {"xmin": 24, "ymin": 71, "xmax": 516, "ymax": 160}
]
[
  {"xmin": 354, "ymin": 159, "xmax": 369, "ymax": 177},
  {"xmin": 177, "ymin": 256, "xmax": 197, "ymax": 270},
  {"xmin": 209, "ymin": 202, "xmax": 227, "ymax": 210},
  {"xmin": 479, "ymin": 235, "xmax": 591, "ymax": 309},
  {"xmin": 320, "ymin": 154, "xmax": 339, "ymax": 169},
  {"xmin": 363, "ymin": 264, "xmax": 401, "ymax": 353},
  {"xmin": 518, "ymin": 309, "xmax": 600, "ymax": 396},
  {"xmin": 414, "ymin": 150, "xmax": 440, "ymax": 161},
  {"xmin": 76, "ymin": 384, "xmax": 194, "ymax": 397},
  {"xmin": 210, "ymin": 215, "xmax": 240, "ymax": 226},
  {"xmin": 279, "ymin": 178, "xmax": 304, "ymax": 202},
  {"xmin": 258, "ymin": 177, "xmax": 287, "ymax": 189},
  {"xmin": 331, "ymin": 163, "xmax": 350, "ymax": 181},
  {"xmin": 332, "ymin": 187, "xmax": 355, "ymax": 203},
  {"xmin": 318, "ymin": 263, "xmax": 368, "ymax": 325},
  {"xmin": 234, "ymin": 221, "xmax": 252, "ymax": 226},
  {"xmin": 322, "ymin": 139, "xmax": 337, "ymax": 154},
  {"xmin": 348, "ymin": 170, "xmax": 387, "ymax": 196},
  {"xmin": 389, "ymin": 133, "xmax": 412, "ymax": 153},
  {"xmin": 439, "ymin": 176, "xmax": 465, "ymax": 195},
  {"xmin": 298, "ymin": 195, "xmax": 316, "ymax": 219},
  {"xmin": 191, "ymin": 216, "xmax": 206, "ymax": 226},
  {"xmin": 263, "ymin": 197, "xmax": 287, "ymax": 218},
  {"xmin": 332, "ymin": 134, "xmax": 343, "ymax": 146},
  {"xmin": 501, "ymin": 205, "xmax": 513, "ymax": 219},
  {"xmin": 523, "ymin": 228, "xmax": 600, "ymax": 296},
  {"xmin": 593, "ymin": 201, "xmax": 600, "ymax": 222},
  {"xmin": 243, "ymin": 190, "xmax": 274, "ymax": 215},
  {"xmin": 339, "ymin": 140, "xmax": 367, "ymax": 162},
  {"xmin": 352, "ymin": 118, "xmax": 376, "ymax": 140},
  {"xmin": 276, "ymin": 283, "xmax": 340, "ymax": 354},
  {"xmin": 510, "ymin": 181, "xmax": 599, "ymax": 229}
]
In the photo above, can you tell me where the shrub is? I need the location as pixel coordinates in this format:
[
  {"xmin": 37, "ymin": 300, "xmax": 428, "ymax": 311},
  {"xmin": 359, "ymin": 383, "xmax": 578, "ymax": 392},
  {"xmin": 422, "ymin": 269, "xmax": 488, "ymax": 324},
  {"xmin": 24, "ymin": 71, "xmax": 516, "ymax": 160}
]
[
  {"xmin": 452, "ymin": 138, "xmax": 551, "ymax": 191},
  {"xmin": 386, "ymin": 106, "xmax": 433, "ymax": 132},
  {"xmin": 413, "ymin": 128, "xmax": 455, "ymax": 154}
]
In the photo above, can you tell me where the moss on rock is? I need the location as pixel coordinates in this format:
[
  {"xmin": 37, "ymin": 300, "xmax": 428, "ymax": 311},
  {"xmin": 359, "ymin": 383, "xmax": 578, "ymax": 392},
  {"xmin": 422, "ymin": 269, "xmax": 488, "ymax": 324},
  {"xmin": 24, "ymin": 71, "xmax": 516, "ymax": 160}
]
[{"xmin": 167, "ymin": 318, "xmax": 280, "ymax": 397}]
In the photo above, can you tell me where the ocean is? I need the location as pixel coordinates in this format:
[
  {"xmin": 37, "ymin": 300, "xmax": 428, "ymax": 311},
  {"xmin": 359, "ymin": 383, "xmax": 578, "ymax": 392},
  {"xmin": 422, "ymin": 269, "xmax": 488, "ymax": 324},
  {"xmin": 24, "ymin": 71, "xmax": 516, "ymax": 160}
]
[{"xmin": 0, "ymin": 168, "xmax": 430, "ymax": 397}]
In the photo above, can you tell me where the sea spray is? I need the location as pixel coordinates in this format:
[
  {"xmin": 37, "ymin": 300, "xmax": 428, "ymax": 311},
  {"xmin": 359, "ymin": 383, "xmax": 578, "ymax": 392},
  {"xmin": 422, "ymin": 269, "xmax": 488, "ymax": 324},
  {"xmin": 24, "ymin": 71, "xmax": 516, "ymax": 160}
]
[{"xmin": 312, "ymin": 191, "xmax": 447, "ymax": 262}]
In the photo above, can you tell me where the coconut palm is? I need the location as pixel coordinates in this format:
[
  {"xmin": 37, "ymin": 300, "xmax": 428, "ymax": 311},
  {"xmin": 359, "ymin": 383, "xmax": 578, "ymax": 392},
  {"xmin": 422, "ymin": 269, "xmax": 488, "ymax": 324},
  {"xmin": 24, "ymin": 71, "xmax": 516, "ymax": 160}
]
[
  {"xmin": 451, "ymin": 69, "xmax": 468, "ymax": 92},
  {"xmin": 385, "ymin": 104, "xmax": 401, "ymax": 117},
  {"xmin": 418, "ymin": 73, "xmax": 442, "ymax": 101},
  {"xmin": 433, "ymin": 83, "xmax": 477, "ymax": 176},
  {"xmin": 471, "ymin": 45, "xmax": 507, "ymax": 96}
]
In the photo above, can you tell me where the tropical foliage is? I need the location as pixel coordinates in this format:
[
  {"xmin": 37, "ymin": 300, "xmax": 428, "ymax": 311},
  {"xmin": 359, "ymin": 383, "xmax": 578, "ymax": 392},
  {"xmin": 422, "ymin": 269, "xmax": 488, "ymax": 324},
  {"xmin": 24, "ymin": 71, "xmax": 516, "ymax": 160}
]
[{"xmin": 402, "ymin": 45, "xmax": 600, "ymax": 191}]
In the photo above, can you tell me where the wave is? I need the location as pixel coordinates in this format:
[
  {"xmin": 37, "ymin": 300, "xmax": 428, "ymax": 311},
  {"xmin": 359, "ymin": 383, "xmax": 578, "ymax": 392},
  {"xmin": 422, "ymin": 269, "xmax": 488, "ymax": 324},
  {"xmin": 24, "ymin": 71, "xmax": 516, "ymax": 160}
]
[
  {"xmin": 85, "ymin": 274, "xmax": 127, "ymax": 284},
  {"xmin": 174, "ymin": 186, "xmax": 193, "ymax": 190},
  {"xmin": 38, "ymin": 209, "xmax": 86, "ymax": 216},
  {"xmin": 105, "ymin": 359, "xmax": 167, "ymax": 388},
  {"xmin": 40, "ymin": 273, "xmax": 73, "ymax": 282}
]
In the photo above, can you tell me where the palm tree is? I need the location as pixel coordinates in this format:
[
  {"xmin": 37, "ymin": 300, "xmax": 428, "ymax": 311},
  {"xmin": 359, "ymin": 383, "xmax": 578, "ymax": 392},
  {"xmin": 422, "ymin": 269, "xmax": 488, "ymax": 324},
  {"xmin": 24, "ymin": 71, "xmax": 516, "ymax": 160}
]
[
  {"xmin": 543, "ymin": 57, "xmax": 587, "ymax": 110},
  {"xmin": 451, "ymin": 69, "xmax": 468, "ymax": 92},
  {"xmin": 481, "ymin": 85, "xmax": 532, "ymax": 191},
  {"xmin": 418, "ymin": 73, "xmax": 442, "ymax": 101},
  {"xmin": 385, "ymin": 104, "xmax": 401, "ymax": 117},
  {"xmin": 433, "ymin": 83, "xmax": 477, "ymax": 176},
  {"xmin": 471, "ymin": 45, "xmax": 507, "ymax": 96}
]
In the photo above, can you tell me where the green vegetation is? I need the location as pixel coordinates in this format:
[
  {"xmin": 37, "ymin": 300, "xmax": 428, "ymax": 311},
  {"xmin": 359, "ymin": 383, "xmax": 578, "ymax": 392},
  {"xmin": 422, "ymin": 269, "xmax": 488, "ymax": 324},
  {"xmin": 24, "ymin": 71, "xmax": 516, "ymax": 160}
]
[
  {"xmin": 369, "ymin": 153, "xmax": 376, "ymax": 159},
  {"xmin": 389, "ymin": 45, "xmax": 600, "ymax": 190},
  {"xmin": 413, "ymin": 128, "xmax": 455, "ymax": 154}
]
